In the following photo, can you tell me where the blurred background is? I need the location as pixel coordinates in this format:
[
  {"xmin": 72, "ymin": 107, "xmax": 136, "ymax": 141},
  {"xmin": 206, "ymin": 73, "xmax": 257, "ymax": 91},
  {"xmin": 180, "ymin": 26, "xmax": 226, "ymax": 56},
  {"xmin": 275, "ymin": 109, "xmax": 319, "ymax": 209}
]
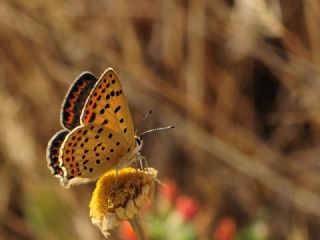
[{"xmin": 1, "ymin": 0, "xmax": 320, "ymax": 239}]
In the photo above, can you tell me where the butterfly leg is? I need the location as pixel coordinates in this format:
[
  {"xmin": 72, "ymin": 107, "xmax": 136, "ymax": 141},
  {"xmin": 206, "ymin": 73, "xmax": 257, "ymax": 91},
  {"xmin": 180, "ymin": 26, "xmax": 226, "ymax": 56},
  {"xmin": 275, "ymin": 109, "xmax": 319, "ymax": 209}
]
[
  {"xmin": 122, "ymin": 153, "xmax": 139, "ymax": 168},
  {"xmin": 139, "ymin": 156, "xmax": 162, "ymax": 185},
  {"xmin": 138, "ymin": 155, "xmax": 151, "ymax": 175},
  {"xmin": 138, "ymin": 155, "xmax": 148, "ymax": 169}
]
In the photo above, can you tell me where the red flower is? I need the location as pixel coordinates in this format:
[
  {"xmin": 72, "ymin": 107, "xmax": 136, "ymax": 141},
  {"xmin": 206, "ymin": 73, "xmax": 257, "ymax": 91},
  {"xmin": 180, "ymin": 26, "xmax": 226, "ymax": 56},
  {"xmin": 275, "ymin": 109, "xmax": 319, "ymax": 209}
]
[
  {"xmin": 213, "ymin": 217, "xmax": 236, "ymax": 240},
  {"xmin": 160, "ymin": 179, "xmax": 178, "ymax": 203},
  {"xmin": 119, "ymin": 221, "xmax": 137, "ymax": 240},
  {"xmin": 175, "ymin": 195, "xmax": 199, "ymax": 221}
]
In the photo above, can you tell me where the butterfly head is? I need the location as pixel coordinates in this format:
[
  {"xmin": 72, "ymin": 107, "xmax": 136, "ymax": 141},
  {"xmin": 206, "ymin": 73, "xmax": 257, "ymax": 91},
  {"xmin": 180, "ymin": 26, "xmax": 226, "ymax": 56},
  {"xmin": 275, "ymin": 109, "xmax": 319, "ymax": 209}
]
[{"xmin": 134, "ymin": 135, "xmax": 143, "ymax": 151}]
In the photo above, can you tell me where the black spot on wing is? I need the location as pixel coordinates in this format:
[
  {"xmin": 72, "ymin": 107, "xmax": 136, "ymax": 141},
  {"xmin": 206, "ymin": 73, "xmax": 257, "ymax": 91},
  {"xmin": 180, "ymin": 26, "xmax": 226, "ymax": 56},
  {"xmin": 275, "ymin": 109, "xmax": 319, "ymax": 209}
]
[
  {"xmin": 61, "ymin": 72, "xmax": 98, "ymax": 130},
  {"xmin": 89, "ymin": 112, "xmax": 96, "ymax": 122}
]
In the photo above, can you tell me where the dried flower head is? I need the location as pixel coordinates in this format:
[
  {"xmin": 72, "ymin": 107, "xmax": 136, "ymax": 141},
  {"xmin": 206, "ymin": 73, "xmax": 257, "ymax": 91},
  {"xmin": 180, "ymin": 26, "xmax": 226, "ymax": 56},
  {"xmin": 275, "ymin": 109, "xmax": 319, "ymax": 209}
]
[{"xmin": 89, "ymin": 167, "xmax": 157, "ymax": 238}]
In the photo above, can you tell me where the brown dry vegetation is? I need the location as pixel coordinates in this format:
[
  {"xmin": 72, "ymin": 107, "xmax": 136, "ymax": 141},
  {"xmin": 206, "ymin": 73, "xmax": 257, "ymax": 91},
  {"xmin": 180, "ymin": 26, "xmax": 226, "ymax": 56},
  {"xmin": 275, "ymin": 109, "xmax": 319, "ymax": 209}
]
[{"xmin": 1, "ymin": 0, "xmax": 320, "ymax": 239}]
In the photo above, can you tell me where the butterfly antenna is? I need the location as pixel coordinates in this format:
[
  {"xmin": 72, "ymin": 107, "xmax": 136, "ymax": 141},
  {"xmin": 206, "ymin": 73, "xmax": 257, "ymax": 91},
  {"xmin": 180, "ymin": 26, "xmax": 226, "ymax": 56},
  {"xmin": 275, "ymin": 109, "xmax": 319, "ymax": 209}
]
[
  {"xmin": 142, "ymin": 110, "xmax": 153, "ymax": 121},
  {"xmin": 139, "ymin": 125, "xmax": 174, "ymax": 137},
  {"xmin": 135, "ymin": 110, "xmax": 153, "ymax": 134}
]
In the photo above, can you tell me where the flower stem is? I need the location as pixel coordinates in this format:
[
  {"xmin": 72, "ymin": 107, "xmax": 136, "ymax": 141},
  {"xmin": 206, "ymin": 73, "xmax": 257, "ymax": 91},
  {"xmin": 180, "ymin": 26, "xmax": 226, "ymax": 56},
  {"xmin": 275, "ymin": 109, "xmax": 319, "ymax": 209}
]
[{"xmin": 129, "ymin": 215, "xmax": 148, "ymax": 240}]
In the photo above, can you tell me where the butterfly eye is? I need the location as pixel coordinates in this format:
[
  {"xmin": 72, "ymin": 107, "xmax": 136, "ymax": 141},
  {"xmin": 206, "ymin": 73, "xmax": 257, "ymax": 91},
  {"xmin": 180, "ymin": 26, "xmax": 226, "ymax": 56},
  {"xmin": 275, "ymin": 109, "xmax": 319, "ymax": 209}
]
[{"xmin": 135, "ymin": 137, "xmax": 142, "ymax": 146}]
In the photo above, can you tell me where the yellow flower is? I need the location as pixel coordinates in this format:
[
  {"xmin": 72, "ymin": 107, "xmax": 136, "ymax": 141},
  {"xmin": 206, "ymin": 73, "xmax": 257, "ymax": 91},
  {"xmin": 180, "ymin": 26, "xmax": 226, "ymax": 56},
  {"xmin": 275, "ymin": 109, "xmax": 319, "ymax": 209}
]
[{"xmin": 89, "ymin": 167, "xmax": 157, "ymax": 238}]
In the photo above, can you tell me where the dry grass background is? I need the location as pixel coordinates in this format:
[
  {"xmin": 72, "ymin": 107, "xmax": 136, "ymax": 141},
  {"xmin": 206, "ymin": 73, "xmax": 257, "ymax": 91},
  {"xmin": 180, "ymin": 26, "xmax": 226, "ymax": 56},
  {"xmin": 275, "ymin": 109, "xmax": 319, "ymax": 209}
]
[{"xmin": 1, "ymin": 0, "xmax": 320, "ymax": 239}]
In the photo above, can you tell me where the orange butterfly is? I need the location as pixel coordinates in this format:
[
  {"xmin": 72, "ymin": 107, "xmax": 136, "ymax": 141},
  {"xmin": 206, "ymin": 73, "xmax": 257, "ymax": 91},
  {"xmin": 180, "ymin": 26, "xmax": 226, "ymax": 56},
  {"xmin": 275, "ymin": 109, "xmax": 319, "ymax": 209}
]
[{"xmin": 47, "ymin": 68, "xmax": 143, "ymax": 187}]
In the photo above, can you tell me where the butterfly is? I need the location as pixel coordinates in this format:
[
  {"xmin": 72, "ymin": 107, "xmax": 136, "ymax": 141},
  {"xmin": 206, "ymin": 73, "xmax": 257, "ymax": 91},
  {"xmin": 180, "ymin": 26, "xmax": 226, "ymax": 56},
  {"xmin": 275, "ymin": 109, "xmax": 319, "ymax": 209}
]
[{"xmin": 46, "ymin": 68, "xmax": 143, "ymax": 187}]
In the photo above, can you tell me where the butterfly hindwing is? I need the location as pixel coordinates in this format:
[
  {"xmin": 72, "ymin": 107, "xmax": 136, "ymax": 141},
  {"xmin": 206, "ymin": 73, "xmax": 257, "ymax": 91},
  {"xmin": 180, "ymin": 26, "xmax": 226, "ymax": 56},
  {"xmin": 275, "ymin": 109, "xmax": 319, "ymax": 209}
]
[
  {"xmin": 80, "ymin": 68, "xmax": 135, "ymax": 147},
  {"xmin": 58, "ymin": 124, "xmax": 131, "ymax": 186},
  {"xmin": 46, "ymin": 129, "xmax": 69, "ymax": 177},
  {"xmin": 61, "ymin": 72, "xmax": 98, "ymax": 130}
]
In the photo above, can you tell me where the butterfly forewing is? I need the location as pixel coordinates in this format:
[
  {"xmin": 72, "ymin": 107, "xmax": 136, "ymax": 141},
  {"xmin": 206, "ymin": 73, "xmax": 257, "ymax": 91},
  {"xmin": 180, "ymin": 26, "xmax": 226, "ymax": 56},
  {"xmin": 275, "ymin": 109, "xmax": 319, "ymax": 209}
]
[
  {"xmin": 61, "ymin": 72, "xmax": 98, "ymax": 130},
  {"xmin": 80, "ymin": 68, "xmax": 135, "ymax": 147},
  {"xmin": 59, "ymin": 124, "xmax": 131, "ymax": 186}
]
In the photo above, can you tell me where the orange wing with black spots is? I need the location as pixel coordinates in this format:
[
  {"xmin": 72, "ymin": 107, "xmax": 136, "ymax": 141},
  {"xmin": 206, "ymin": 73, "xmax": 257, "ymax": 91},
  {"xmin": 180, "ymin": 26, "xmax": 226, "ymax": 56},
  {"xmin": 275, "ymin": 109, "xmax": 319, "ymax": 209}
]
[
  {"xmin": 61, "ymin": 72, "xmax": 97, "ymax": 130},
  {"xmin": 58, "ymin": 123, "xmax": 131, "ymax": 187},
  {"xmin": 81, "ymin": 68, "xmax": 135, "ymax": 148}
]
